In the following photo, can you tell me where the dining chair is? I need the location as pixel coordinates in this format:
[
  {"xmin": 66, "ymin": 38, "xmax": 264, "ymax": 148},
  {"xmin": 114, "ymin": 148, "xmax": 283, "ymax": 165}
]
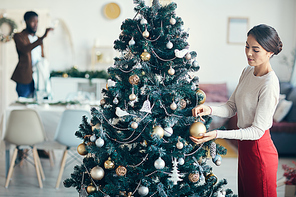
[
  {"xmin": 4, "ymin": 109, "xmax": 46, "ymax": 188},
  {"xmin": 54, "ymin": 109, "xmax": 91, "ymax": 189}
]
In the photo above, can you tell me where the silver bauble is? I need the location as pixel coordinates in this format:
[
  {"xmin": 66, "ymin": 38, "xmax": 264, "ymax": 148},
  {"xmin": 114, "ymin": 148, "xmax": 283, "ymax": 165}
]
[
  {"xmin": 131, "ymin": 122, "xmax": 138, "ymax": 129},
  {"xmin": 113, "ymin": 97, "xmax": 119, "ymax": 104},
  {"xmin": 129, "ymin": 93, "xmax": 137, "ymax": 101},
  {"xmin": 90, "ymin": 166, "xmax": 104, "ymax": 180},
  {"xmin": 95, "ymin": 137, "xmax": 105, "ymax": 147},
  {"xmin": 129, "ymin": 37, "xmax": 135, "ymax": 46},
  {"xmin": 142, "ymin": 29, "xmax": 149, "ymax": 38},
  {"xmin": 138, "ymin": 186, "xmax": 149, "ymax": 196},
  {"xmin": 140, "ymin": 18, "xmax": 148, "ymax": 25},
  {"xmin": 164, "ymin": 127, "xmax": 173, "ymax": 137},
  {"xmin": 185, "ymin": 53, "xmax": 192, "ymax": 60},
  {"xmin": 170, "ymin": 18, "xmax": 176, "ymax": 25},
  {"xmin": 176, "ymin": 141, "xmax": 184, "ymax": 149},
  {"xmin": 168, "ymin": 67, "xmax": 175, "ymax": 75},
  {"xmin": 192, "ymin": 60, "xmax": 199, "ymax": 67},
  {"xmin": 166, "ymin": 41, "xmax": 173, "ymax": 49},
  {"xmin": 154, "ymin": 157, "xmax": 165, "ymax": 169},
  {"xmin": 178, "ymin": 158, "xmax": 185, "ymax": 165},
  {"xmin": 90, "ymin": 134, "xmax": 96, "ymax": 142},
  {"xmin": 170, "ymin": 101, "xmax": 177, "ymax": 110}
]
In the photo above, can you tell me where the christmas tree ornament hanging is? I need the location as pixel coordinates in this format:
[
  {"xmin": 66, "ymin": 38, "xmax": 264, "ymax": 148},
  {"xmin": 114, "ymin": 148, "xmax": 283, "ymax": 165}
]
[
  {"xmin": 140, "ymin": 18, "xmax": 148, "ymax": 25},
  {"xmin": 62, "ymin": 73, "xmax": 68, "ymax": 78},
  {"xmin": 115, "ymin": 107, "xmax": 130, "ymax": 117},
  {"xmin": 90, "ymin": 134, "xmax": 96, "ymax": 142},
  {"xmin": 166, "ymin": 40, "xmax": 173, "ymax": 49},
  {"xmin": 77, "ymin": 143, "xmax": 88, "ymax": 156},
  {"xmin": 100, "ymin": 99, "xmax": 106, "ymax": 105},
  {"xmin": 176, "ymin": 139, "xmax": 184, "ymax": 149},
  {"xmin": 90, "ymin": 166, "xmax": 105, "ymax": 180},
  {"xmin": 164, "ymin": 127, "xmax": 173, "ymax": 137},
  {"xmin": 104, "ymin": 157, "xmax": 115, "ymax": 169},
  {"xmin": 140, "ymin": 99, "xmax": 152, "ymax": 113},
  {"xmin": 113, "ymin": 97, "xmax": 119, "ymax": 104},
  {"xmin": 170, "ymin": 101, "xmax": 177, "ymax": 110},
  {"xmin": 168, "ymin": 66, "xmax": 175, "ymax": 75},
  {"xmin": 197, "ymin": 89, "xmax": 206, "ymax": 104},
  {"xmin": 138, "ymin": 186, "xmax": 149, "ymax": 196},
  {"xmin": 212, "ymin": 154, "xmax": 222, "ymax": 166},
  {"xmin": 180, "ymin": 25, "xmax": 185, "ymax": 31},
  {"xmin": 116, "ymin": 166, "xmax": 127, "ymax": 176},
  {"xmin": 141, "ymin": 49, "xmax": 151, "ymax": 61},
  {"xmin": 205, "ymin": 173, "xmax": 218, "ymax": 185},
  {"xmin": 178, "ymin": 158, "xmax": 185, "ymax": 165},
  {"xmin": 129, "ymin": 74, "xmax": 140, "ymax": 85},
  {"xmin": 185, "ymin": 53, "xmax": 192, "ymax": 60},
  {"xmin": 170, "ymin": 17, "xmax": 176, "ymax": 25},
  {"xmin": 142, "ymin": 28, "xmax": 149, "ymax": 38},
  {"xmin": 129, "ymin": 93, "xmax": 137, "ymax": 101},
  {"xmin": 92, "ymin": 123, "xmax": 101, "ymax": 131},
  {"xmin": 168, "ymin": 158, "xmax": 183, "ymax": 185},
  {"xmin": 188, "ymin": 173, "xmax": 200, "ymax": 183},
  {"xmin": 131, "ymin": 121, "xmax": 138, "ymax": 129},
  {"xmin": 152, "ymin": 126, "xmax": 165, "ymax": 138},
  {"xmin": 141, "ymin": 71, "xmax": 145, "ymax": 75},
  {"xmin": 174, "ymin": 48, "xmax": 189, "ymax": 58},
  {"xmin": 189, "ymin": 121, "xmax": 206, "ymax": 139},
  {"xmin": 180, "ymin": 99, "xmax": 187, "ymax": 109},
  {"xmin": 154, "ymin": 157, "xmax": 165, "ymax": 169},
  {"xmin": 95, "ymin": 137, "xmax": 105, "ymax": 147},
  {"xmin": 129, "ymin": 37, "xmax": 135, "ymax": 46},
  {"xmin": 192, "ymin": 60, "xmax": 199, "ymax": 67},
  {"xmin": 86, "ymin": 184, "xmax": 97, "ymax": 194}
]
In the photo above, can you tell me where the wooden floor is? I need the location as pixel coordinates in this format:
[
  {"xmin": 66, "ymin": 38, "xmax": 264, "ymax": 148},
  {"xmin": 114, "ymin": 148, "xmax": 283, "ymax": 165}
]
[{"xmin": 0, "ymin": 145, "xmax": 294, "ymax": 196}]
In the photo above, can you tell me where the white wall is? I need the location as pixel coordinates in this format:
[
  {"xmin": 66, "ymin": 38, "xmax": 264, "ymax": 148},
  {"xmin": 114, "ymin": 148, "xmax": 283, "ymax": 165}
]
[{"xmin": 0, "ymin": 0, "xmax": 295, "ymax": 95}]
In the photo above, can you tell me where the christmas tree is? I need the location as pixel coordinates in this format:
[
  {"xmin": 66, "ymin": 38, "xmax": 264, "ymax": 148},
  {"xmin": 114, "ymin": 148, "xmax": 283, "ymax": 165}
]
[{"xmin": 64, "ymin": 0, "xmax": 236, "ymax": 196}]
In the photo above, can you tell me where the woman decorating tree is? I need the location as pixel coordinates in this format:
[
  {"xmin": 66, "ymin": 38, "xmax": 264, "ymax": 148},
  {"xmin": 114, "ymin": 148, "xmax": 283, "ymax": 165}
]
[{"xmin": 191, "ymin": 24, "xmax": 282, "ymax": 197}]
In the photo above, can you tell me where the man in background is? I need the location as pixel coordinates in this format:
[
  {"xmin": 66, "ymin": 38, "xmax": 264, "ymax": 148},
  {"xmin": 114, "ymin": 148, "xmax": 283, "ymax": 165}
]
[{"xmin": 11, "ymin": 11, "xmax": 53, "ymax": 98}]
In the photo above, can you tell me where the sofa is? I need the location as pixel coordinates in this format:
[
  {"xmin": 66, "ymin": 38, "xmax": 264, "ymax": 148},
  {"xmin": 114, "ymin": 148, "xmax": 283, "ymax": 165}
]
[{"xmin": 200, "ymin": 82, "xmax": 296, "ymax": 156}]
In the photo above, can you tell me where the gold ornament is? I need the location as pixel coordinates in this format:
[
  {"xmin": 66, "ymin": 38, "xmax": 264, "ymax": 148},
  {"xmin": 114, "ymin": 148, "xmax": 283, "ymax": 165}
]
[
  {"xmin": 90, "ymin": 166, "xmax": 105, "ymax": 180},
  {"xmin": 104, "ymin": 157, "xmax": 115, "ymax": 169},
  {"xmin": 197, "ymin": 89, "xmax": 206, "ymax": 104},
  {"xmin": 92, "ymin": 123, "xmax": 101, "ymax": 131},
  {"xmin": 170, "ymin": 101, "xmax": 177, "ymax": 110},
  {"xmin": 185, "ymin": 53, "xmax": 192, "ymax": 60},
  {"xmin": 189, "ymin": 121, "xmax": 206, "ymax": 139},
  {"xmin": 142, "ymin": 29, "xmax": 149, "ymax": 38},
  {"xmin": 176, "ymin": 140, "xmax": 184, "ymax": 149},
  {"xmin": 100, "ymin": 99, "xmax": 106, "ymax": 105},
  {"xmin": 205, "ymin": 173, "xmax": 218, "ymax": 185},
  {"xmin": 141, "ymin": 49, "xmax": 151, "ymax": 61},
  {"xmin": 168, "ymin": 67, "xmax": 175, "ymax": 75},
  {"xmin": 129, "ymin": 74, "xmax": 140, "ymax": 85},
  {"xmin": 62, "ymin": 73, "xmax": 68, "ymax": 78},
  {"xmin": 77, "ymin": 143, "xmax": 88, "ymax": 155},
  {"xmin": 87, "ymin": 184, "xmax": 96, "ymax": 194},
  {"xmin": 116, "ymin": 166, "xmax": 127, "ymax": 176},
  {"xmin": 141, "ymin": 71, "xmax": 145, "ymax": 75},
  {"xmin": 131, "ymin": 122, "xmax": 138, "ymax": 129},
  {"xmin": 188, "ymin": 173, "xmax": 200, "ymax": 183},
  {"xmin": 106, "ymin": 83, "xmax": 109, "ymax": 90},
  {"xmin": 180, "ymin": 99, "xmax": 186, "ymax": 109},
  {"xmin": 129, "ymin": 93, "xmax": 137, "ymax": 101},
  {"xmin": 152, "ymin": 126, "xmax": 164, "ymax": 138}
]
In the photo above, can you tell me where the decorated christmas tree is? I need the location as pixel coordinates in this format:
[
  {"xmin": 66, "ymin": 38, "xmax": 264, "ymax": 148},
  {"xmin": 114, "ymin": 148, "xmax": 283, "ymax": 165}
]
[{"xmin": 64, "ymin": 0, "xmax": 236, "ymax": 196}]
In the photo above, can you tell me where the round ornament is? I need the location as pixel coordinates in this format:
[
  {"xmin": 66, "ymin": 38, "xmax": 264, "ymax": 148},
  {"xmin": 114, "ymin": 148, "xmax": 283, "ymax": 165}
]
[
  {"xmin": 141, "ymin": 50, "xmax": 151, "ymax": 61},
  {"xmin": 180, "ymin": 99, "xmax": 187, "ymax": 109},
  {"xmin": 129, "ymin": 93, "xmax": 137, "ymax": 101},
  {"xmin": 129, "ymin": 74, "xmax": 140, "ymax": 85},
  {"xmin": 170, "ymin": 17, "xmax": 176, "ymax": 25},
  {"xmin": 116, "ymin": 166, "xmax": 127, "ymax": 176},
  {"xmin": 178, "ymin": 158, "xmax": 185, "ymax": 165},
  {"xmin": 85, "ymin": 73, "xmax": 90, "ymax": 79},
  {"xmin": 212, "ymin": 154, "xmax": 222, "ymax": 166},
  {"xmin": 138, "ymin": 186, "xmax": 149, "ymax": 196},
  {"xmin": 152, "ymin": 126, "xmax": 165, "ymax": 138},
  {"xmin": 166, "ymin": 41, "xmax": 173, "ymax": 49},
  {"xmin": 168, "ymin": 67, "xmax": 175, "ymax": 75},
  {"xmin": 205, "ymin": 173, "xmax": 218, "ymax": 185},
  {"xmin": 92, "ymin": 123, "xmax": 101, "ymax": 131},
  {"xmin": 164, "ymin": 127, "xmax": 173, "ymax": 137},
  {"xmin": 189, "ymin": 121, "xmax": 206, "ymax": 139},
  {"xmin": 142, "ymin": 29, "xmax": 149, "ymax": 38},
  {"xmin": 176, "ymin": 140, "xmax": 184, "ymax": 149},
  {"xmin": 100, "ymin": 99, "xmax": 106, "ymax": 105},
  {"xmin": 140, "ymin": 18, "xmax": 148, "ymax": 25},
  {"xmin": 188, "ymin": 173, "xmax": 200, "ymax": 183},
  {"xmin": 113, "ymin": 97, "xmax": 119, "ymax": 104},
  {"xmin": 170, "ymin": 101, "xmax": 177, "ymax": 110},
  {"xmin": 104, "ymin": 157, "xmax": 115, "ymax": 169},
  {"xmin": 142, "ymin": 71, "xmax": 145, "ymax": 75},
  {"xmin": 77, "ymin": 143, "xmax": 88, "ymax": 155},
  {"xmin": 131, "ymin": 122, "xmax": 138, "ymax": 129},
  {"xmin": 90, "ymin": 166, "xmax": 105, "ymax": 180},
  {"xmin": 62, "ymin": 73, "xmax": 68, "ymax": 78},
  {"xmin": 197, "ymin": 89, "xmax": 206, "ymax": 104},
  {"xmin": 87, "ymin": 184, "xmax": 97, "ymax": 194},
  {"xmin": 95, "ymin": 137, "xmax": 105, "ymax": 147},
  {"xmin": 185, "ymin": 53, "xmax": 191, "ymax": 60},
  {"xmin": 154, "ymin": 157, "xmax": 165, "ymax": 169},
  {"xmin": 129, "ymin": 37, "xmax": 135, "ymax": 46},
  {"xmin": 90, "ymin": 134, "xmax": 97, "ymax": 142},
  {"xmin": 192, "ymin": 60, "xmax": 199, "ymax": 67}
]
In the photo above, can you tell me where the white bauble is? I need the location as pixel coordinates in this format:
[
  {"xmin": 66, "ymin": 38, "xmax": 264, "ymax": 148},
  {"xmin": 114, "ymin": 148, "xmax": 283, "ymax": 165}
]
[
  {"xmin": 140, "ymin": 18, "xmax": 148, "ymax": 25},
  {"xmin": 170, "ymin": 101, "xmax": 177, "ymax": 110},
  {"xmin": 129, "ymin": 37, "xmax": 135, "ymax": 46},
  {"xmin": 178, "ymin": 158, "xmax": 185, "ymax": 165},
  {"xmin": 90, "ymin": 134, "xmax": 96, "ymax": 142},
  {"xmin": 176, "ymin": 141, "xmax": 184, "ymax": 149},
  {"xmin": 170, "ymin": 18, "xmax": 176, "ymax": 25},
  {"xmin": 166, "ymin": 41, "xmax": 173, "ymax": 49},
  {"xmin": 168, "ymin": 67, "xmax": 175, "ymax": 75},
  {"xmin": 164, "ymin": 127, "xmax": 173, "ymax": 137},
  {"xmin": 90, "ymin": 166, "xmax": 104, "ymax": 180},
  {"xmin": 131, "ymin": 122, "xmax": 138, "ymax": 129},
  {"xmin": 138, "ymin": 186, "xmax": 149, "ymax": 196},
  {"xmin": 154, "ymin": 157, "xmax": 165, "ymax": 169},
  {"xmin": 95, "ymin": 137, "xmax": 104, "ymax": 147}
]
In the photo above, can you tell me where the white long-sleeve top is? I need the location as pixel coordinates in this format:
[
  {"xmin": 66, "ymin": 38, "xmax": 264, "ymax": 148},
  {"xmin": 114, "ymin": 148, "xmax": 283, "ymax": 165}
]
[{"xmin": 210, "ymin": 65, "xmax": 279, "ymax": 140}]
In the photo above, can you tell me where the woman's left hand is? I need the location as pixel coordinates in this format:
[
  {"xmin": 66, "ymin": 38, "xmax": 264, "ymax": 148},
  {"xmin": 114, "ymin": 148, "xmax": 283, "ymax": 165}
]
[{"xmin": 190, "ymin": 130, "xmax": 217, "ymax": 144}]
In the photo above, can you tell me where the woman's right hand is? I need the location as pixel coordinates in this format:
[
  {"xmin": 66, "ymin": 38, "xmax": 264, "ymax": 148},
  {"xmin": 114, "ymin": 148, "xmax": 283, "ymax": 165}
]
[{"xmin": 192, "ymin": 105, "xmax": 212, "ymax": 121}]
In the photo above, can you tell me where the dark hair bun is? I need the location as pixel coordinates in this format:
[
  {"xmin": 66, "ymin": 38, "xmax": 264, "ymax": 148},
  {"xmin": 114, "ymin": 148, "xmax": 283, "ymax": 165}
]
[{"xmin": 275, "ymin": 40, "xmax": 283, "ymax": 55}]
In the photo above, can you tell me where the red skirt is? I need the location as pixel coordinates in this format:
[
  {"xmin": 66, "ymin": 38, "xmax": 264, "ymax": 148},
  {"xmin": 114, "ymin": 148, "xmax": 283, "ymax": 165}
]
[{"xmin": 238, "ymin": 130, "xmax": 278, "ymax": 197}]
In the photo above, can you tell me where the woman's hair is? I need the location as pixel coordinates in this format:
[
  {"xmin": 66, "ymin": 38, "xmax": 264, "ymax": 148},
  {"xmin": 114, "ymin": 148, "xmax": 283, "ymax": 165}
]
[{"xmin": 247, "ymin": 24, "xmax": 283, "ymax": 55}]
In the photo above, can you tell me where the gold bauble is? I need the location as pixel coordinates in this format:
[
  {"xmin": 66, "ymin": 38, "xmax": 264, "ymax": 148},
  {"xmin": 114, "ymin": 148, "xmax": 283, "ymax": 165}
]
[
  {"xmin": 129, "ymin": 74, "xmax": 140, "ymax": 85},
  {"xmin": 185, "ymin": 53, "xmax": 192, "ymax": 60},
  {"xmin": 152, "ymin": 126, "xmax": 165, "ymax": 138},
  {"xmin": 141, "ymin": 50, "xmax": 151, "ymax": 61},
  {"xmin": 205, "ymin": 173, "xmax": 218, "ymax": 185},
  {"xmin": 142, "ymin": 29, "xmax": 149, "ymax": 38},
  {"xmin": 100, "ymin": 99, "xmax": 106, "ymax": 105},
  {"xmin": 62, "ymin": 73, "xmax": 68, "ymax": 78},
  {"xmin": 196, "ymin": 89, "xmax": 206, "ymax": 104},
  {"xmin": 129, "ymin": 93, "xmax": 137, "ymax": 101},
  {"xmin": 104, "ymin": 157, "xmax": 115, "ymax": 169},
  {"xmin": 77, "ymin": 143, "xmax": 88, "ymax": 155},
  {"xmin": 142, "ymin": 71, "xmax": 145, "ymax": 75},
  {"xmin": 168, "ymin": 67, "xmax": 175, "ymax": 75},
  {"xmin": 116, "ymin": 166, "xmax": 127, "ymax": 176},
  {"xmin": 188, "ymin": 173, "xmax": 200, "ymax": 183},
  {"xmin": 90, "ymin": 166, "xmax": 105, "ymax": 180},
  {"xmin": 106, "ymin": 83, "xmax": 109, "ymax": 90},
  {"xmin": 87, "ymin": 184, "xmax": 96, "ymax": 194},
  {"xmin": 189, "ymin": 121, "xmax": 206, "ymax": 139},
  {"xmin": 92, "ymin": 123, "xmax": 101, "ymax": 131},
  {"xmin": 131, "ymin": 122, "xmax": 138, "ymax": 129},
  {"xmin": 180, "ymin": 99, "xmax": 187, "ymax": 109}
]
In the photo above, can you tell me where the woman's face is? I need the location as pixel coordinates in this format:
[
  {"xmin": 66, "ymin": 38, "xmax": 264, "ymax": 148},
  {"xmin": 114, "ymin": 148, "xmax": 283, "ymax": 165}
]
[{"xmin": 245, "ymin": 35, "xmax": 273, "ymax": 68}]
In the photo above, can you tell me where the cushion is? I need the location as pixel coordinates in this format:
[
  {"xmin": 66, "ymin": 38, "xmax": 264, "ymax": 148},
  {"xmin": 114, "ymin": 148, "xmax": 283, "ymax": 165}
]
[
  {"xmin": 285, "ymin": 87, "xmax": 296, "ymax": 122},
  {"xmin": 273, "ymin": 99, "xmax": 292, "ymax": 122},
  {"xmin": 198, "ymin": 83, "xmax": 228, "ymax": 102},
  {"xmin": 280, "ymin": 82, "xmax": 292, "ymax": 96}
]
